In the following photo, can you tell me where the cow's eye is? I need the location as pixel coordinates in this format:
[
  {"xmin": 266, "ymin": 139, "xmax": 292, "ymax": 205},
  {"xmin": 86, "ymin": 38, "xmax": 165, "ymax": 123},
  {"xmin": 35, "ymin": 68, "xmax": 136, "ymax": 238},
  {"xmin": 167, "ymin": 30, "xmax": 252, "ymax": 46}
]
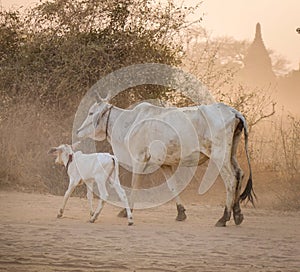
[{"xmin": 89, "ymin": 112, "xmax": 93, "ymax": 116}]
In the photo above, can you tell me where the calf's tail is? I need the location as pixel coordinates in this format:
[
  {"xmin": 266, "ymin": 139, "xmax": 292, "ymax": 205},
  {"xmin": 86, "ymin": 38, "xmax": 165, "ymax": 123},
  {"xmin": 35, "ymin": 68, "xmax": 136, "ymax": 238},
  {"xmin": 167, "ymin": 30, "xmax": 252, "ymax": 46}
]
[{"xmin": 108, "ymin": 156, "xmax": 119, "ymax": 185}]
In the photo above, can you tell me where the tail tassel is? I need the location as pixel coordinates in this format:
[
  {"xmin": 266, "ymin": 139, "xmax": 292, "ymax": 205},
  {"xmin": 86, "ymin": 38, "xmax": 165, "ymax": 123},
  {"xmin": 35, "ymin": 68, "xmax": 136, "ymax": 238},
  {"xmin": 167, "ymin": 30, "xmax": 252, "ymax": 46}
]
[{"xmin": 240, "ymin": 177, "xmax": 257, "ymax": 206}]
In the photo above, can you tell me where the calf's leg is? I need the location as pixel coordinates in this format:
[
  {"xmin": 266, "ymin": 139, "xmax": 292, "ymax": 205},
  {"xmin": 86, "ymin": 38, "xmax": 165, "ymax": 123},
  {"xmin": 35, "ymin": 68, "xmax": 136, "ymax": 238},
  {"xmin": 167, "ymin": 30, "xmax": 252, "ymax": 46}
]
[
  {"xmin": 85, "ymin": 181, "xmax": 94, "ymax": 216},
  {"xmin": 89, "ymin": 177, "xmax": 108, "ymax": 223},
  {"xmin": 89, "ymin": 198, "xmax": 105, "ymax": 223},
  {"xmin": 57, "ymin": 178, "xmax": 79, "ymax": 218}
]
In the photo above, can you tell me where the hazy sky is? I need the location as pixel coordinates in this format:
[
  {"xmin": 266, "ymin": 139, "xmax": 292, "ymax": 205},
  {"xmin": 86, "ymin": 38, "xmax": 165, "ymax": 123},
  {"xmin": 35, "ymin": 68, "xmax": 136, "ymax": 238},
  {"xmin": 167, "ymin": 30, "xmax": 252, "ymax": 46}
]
[
  {"xmin": 1, "ymin": 0, "xmax": 299, "ymax": 70},
  {"xmin": 200, "ymin": 0, "xmax": 300, "ymax": 70}
]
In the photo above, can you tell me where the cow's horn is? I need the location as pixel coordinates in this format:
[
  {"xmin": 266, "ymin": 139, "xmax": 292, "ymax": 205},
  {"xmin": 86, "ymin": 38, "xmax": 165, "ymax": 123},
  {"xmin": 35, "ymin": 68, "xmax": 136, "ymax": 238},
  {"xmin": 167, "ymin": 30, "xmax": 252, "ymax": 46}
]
[{"xmin": 93, "ymin": 90, "xmax": 102, "ymax": 102}]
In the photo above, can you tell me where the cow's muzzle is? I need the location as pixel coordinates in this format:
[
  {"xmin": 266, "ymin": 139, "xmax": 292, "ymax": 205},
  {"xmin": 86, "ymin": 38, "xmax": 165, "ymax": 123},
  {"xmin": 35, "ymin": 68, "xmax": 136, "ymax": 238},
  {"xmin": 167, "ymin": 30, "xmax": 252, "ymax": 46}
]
[{"xmin": 76, "ymin": 122, "xmax": 92, "ymax": 136}]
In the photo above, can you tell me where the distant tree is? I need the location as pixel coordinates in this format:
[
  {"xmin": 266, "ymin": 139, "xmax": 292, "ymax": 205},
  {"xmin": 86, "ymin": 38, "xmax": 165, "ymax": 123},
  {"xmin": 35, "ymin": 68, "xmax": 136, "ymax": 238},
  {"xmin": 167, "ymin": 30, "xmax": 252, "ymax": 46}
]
[
  {"xmin": 182, "ymin": 27, "xmax": 249, "ymax": 90},
  {"xmin": 269, "ymin": 50, "xmax": 292, "ymax": 76},
  {"xmin": 182, "ymin": 27, "xmax": 277, "ymax": 129}
]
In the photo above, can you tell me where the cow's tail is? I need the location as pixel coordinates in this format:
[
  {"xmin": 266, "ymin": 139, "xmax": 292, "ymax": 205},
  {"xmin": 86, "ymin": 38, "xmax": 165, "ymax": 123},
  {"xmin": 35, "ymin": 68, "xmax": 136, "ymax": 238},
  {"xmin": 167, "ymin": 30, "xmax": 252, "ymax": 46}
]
[{"xmin": 236, "ymin": 113, "xmax": 256, "ymax": 206}]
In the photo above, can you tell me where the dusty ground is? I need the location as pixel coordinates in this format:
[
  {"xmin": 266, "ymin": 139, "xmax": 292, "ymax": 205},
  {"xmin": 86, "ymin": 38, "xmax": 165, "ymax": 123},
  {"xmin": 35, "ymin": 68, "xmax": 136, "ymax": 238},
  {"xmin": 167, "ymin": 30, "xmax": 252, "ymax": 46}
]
[{"xmin": 0, "ymin": 191, "xmax": 299, "ymax": 272}]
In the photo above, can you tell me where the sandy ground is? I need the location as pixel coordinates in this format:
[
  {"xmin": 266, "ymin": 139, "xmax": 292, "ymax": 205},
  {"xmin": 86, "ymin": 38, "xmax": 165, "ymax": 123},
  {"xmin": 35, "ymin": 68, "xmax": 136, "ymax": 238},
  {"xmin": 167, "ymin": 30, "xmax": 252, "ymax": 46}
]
[{"xmin": 0, "ymin": 191, "xmax": 299, "ymax": 272}]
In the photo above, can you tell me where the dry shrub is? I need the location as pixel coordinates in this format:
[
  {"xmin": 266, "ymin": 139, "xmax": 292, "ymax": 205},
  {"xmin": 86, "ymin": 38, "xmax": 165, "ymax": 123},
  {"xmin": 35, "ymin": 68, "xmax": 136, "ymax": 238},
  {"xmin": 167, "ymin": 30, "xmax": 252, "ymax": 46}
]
[
  {"xmin": 0, "ymin": 0, "xmax": 202, "ymax": 195},
  {"xmin": 250, "ymin": 114, "xmax": 300, "ymax": 210},
  {"xmin": 275, "ymin": 115, "xmax": 300, "ymax": 210},
  {"xmin": 275, "ymin": 175, "xmax": 300, "ymax": 211},
  {"xmin": 0, "ymin": 102, "xmax": 73, "ymax": 194}
]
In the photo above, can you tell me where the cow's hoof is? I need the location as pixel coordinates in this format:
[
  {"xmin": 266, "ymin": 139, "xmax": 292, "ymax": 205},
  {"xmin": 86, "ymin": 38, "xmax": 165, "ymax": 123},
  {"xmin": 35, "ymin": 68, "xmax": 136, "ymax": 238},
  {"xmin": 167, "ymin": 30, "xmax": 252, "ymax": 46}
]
[
  {"xmin": 128, "ymin": 221, "xmax": 134, "ymax": 226},
  {"xmin": 176, "ymin": 213, "xmax": 187, "ymax": 221},
  {"xmin": 176, "ymin": 204, "xmax": 187, "ymax": 221},
  {"xmin": 234, "ymin": 213, "xmax": 244, "ymax": 225},
  {"xmin": 57, "ymin": 213, "xmax": 63, "ymax": 218},
  {"xmin": 117, "ymin": 208, "xmax": 128, "ymax": 218},
  {"xmin": 89, "ymin": 218, "xmax": 95, "ymax": 223},
  {"xmin": 215, "ymin": 220, "xmax": 226, "ymax": 227}
]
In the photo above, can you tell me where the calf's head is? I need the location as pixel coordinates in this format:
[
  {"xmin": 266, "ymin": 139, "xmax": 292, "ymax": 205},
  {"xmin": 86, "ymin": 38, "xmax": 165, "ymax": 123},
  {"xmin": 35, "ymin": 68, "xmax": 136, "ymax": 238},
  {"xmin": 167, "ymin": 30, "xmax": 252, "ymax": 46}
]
[{"xmin": 48, "ymin": 144, "xmax": 73, "ymax": 166}]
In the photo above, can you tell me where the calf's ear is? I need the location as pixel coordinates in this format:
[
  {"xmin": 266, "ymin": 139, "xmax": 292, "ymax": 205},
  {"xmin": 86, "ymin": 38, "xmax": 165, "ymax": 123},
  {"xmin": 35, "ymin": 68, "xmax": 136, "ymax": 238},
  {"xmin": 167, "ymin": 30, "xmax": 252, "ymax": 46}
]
[
  {"xmin": 72, "ymin": 141, "xmax": 81, "ymax": 150},
  {"xmin": 47, "ymin": 147, "xmax": 58, "ymax": 154}
]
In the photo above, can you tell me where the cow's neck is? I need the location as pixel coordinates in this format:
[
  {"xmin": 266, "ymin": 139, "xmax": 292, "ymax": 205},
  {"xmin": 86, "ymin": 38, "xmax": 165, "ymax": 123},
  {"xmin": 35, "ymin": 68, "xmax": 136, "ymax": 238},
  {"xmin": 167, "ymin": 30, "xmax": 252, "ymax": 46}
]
[
  {"xmin": 105, "ymin": 106, "xmax": 125, "ymax": 144},
  {"xmin": 104, "ymin": 105, "xmax": 112, "ymax": 140}
]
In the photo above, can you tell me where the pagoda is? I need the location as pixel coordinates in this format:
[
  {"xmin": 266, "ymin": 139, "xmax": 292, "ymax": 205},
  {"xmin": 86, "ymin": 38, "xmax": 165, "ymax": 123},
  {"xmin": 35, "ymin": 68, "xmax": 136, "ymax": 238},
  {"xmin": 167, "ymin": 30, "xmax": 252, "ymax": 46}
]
[{"xmin": 239, "ymin": 23, "xmax": 276, "ymax": 86}]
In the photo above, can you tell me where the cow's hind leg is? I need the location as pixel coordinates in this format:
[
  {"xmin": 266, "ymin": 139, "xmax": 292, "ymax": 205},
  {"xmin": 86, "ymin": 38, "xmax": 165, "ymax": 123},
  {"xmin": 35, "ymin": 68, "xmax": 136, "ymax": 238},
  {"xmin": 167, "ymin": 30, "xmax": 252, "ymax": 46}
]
[
  {"xmin": 216, "ymin": 170, "xmax": 244, "ymax": 226},
  {"xmin": 232, "ymin": 157, "xmax": 244, "ymax": 225},
  {"xmin": 216, "ymin": 166, "xmax": 236, "ymax": 227},
  {"xmin": 231, "ymin": 121, "xmax": 245, "ymax": 226},
  {"xmin": 215, "ymin": 206, "xmax": 231, "ymax": 227},
  {"xmin": 233, "ymin": 201, "xmax": 244, "ymax": 225}
]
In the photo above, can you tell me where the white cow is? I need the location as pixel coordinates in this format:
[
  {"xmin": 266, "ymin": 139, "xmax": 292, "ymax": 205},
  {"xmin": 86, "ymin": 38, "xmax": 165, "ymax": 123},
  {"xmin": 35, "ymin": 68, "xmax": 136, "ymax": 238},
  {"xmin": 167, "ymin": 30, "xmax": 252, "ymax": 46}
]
[
  {"xmin": 48, "ymin": 144, "xmax": 133, "ymax": 225},
  {"xmin": 76, "ymin": 96, "xmax": 255, "ymax": 227}
]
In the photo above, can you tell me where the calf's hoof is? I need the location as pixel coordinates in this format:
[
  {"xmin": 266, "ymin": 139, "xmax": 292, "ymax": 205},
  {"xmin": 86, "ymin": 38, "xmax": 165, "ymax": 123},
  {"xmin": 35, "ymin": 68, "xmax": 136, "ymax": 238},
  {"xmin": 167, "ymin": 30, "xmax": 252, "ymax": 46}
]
[
  {"xmin": 89, "ymin": 218, "xmax": 96, "ymax": 223},
  {"xmin": 234, "ymin": 213, "xmax": 244, "ymax": 225},
  {"xmin": 57, "ymin": 209, "xmax": 63, "ymax": 218},
  {"xmin": 176, "ymin": 204, "xmax": 187, "ymax": 221},
  {"xmin": 128, "ymin": 217, "xmax": 134, "ymax": 226}
]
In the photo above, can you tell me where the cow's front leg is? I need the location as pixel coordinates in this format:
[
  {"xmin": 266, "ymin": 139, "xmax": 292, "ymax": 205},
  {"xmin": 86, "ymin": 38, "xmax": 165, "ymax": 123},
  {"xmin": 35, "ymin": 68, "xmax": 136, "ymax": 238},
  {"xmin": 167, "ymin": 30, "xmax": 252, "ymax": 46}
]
[
  {"xmin": 162, "ymin": 166, "xmax": 187, "ymax": 221},
  {"xmin": 114, "ymin": 182, "xmax": 134, "ymax": 226},
  {"xmin": 176, "ymin": 203, "xmax": 187, "ymax": 221},
  {"xmin": 117, "ymin": 208, "xmax": 128, "ymax": 218},
  {"xmin": 118, "ymin": 163, "xmax": 143, "ymax": 218},
  {"xmin": 233, "ymin": 201, "xmax": 244, "ymax": 225}
]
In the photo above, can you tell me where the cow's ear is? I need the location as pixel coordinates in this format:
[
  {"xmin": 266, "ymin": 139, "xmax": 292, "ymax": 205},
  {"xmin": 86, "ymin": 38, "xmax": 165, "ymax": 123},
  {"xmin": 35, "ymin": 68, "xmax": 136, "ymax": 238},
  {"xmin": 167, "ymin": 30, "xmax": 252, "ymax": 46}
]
[
  {"xmin": 104, "ymin": 90, "xmax": 112, "ymax": 102},
  {"xmin": 48, "ymin": 147, "xmax": 58, "ymax": 154},
  {"xmin": 93, "ymin": 91, "xmax": 103, "ymax": 103},
  {"xmin": 92, "ymin": 112, "xmax": 101, "ymax": 128}
]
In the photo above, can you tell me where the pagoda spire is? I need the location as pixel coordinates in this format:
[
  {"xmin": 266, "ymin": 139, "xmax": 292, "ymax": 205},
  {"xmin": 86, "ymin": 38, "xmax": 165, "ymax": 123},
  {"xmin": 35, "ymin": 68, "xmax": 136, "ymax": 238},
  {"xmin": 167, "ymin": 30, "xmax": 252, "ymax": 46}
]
[
  {"xmin": 240, "ymin": 22, "xmax": 275, "ymax": 86},
  {"xmin": 254, "ymin": 23, "xmax": 262, "ymax": 42}
]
